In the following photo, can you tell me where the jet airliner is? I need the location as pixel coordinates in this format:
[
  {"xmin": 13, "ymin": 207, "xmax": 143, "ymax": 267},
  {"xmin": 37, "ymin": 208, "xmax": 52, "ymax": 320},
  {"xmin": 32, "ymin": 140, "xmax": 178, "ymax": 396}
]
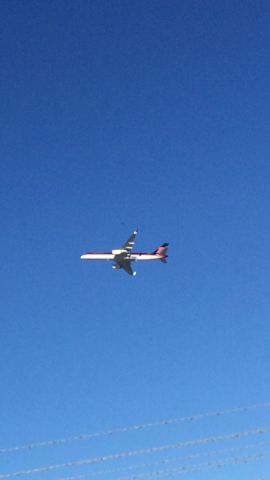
[{"xmin": 80, "ymin": 230, "xmax": 168, "ymax": 276}]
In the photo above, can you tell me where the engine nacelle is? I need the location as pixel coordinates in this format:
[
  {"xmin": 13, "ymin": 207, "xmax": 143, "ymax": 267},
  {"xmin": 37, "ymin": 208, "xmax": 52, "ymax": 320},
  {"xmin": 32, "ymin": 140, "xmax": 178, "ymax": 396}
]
[
  {"xmin": 112, "ymin": 264, "xmax": 121, "ymax": 269},
  {"xmin": 112, "ymin": 249, "xmax": 125, "ymax": 255}
]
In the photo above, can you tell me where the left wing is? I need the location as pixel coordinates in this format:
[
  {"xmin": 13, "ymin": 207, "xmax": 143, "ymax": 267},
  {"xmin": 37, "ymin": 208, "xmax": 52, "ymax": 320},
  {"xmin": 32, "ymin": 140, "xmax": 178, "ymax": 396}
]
[{"xmin": 122, "ymin": 229, "xmax": 138, "ymax": 253}]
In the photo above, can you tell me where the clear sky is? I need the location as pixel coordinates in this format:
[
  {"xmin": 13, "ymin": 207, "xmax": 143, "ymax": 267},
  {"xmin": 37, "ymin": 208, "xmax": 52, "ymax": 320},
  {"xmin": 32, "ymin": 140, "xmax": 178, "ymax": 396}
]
[{"xmin": 1, "ymin": 1, "xmax": 270, "ymax": 479}]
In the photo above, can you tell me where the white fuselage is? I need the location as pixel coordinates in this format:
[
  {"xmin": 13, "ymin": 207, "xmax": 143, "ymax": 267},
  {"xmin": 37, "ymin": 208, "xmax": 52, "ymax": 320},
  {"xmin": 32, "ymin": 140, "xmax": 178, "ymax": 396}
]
[{"xmin": 80, "ymin": 253, "xmax": 162, "ymax": 261}]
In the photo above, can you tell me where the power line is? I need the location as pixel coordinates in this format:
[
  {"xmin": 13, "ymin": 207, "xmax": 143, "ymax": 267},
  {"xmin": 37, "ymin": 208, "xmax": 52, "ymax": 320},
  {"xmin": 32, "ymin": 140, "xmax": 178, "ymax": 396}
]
[
  {"xmin": 1, "ymin": 426, "xmax": 270, "ymax": 479},
  {"xmin": 59, "ymin": 452, "xmax": 270, "ymax": 480},
  {"xmin": 56, "ymin": 440, "xmax": 270, "ymax": 480},
  {"xmin": 101, "ymin": 452, "xmax": 270, "ymax": 480},
  {"xmin": 3, "ymin": 449, "xmax": 270, "ymax": 480},
  {"xmin": 1, "ymin": 402, "xmax": 269, "ymax": 455}
]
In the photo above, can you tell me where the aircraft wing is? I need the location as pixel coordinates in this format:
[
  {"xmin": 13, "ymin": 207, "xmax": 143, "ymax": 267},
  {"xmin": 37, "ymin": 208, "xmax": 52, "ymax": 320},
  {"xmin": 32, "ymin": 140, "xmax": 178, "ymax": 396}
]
[
  {"xmin": 122, "ymin": 229, "xmax": 138, "ymax": 253},
  {"xmin": 120, "ymin": 261, "xmax": 136, "ymax": 276},
  {"xmin": 113, "ymin": 230, "xmax": 138, "ymax": 275}
]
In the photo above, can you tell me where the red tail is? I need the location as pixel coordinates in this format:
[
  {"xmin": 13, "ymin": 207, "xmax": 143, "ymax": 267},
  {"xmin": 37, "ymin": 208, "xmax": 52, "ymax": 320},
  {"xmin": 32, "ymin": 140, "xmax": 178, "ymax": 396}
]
[{"xmin": 153, "ymin": 242, "xmax": 169, "ymax": 262}]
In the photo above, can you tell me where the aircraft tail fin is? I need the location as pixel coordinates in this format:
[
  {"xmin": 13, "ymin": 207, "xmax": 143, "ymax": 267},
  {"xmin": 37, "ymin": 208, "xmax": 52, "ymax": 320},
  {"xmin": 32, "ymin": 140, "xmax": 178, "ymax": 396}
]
[{"xmin": 153, "ymin": 242, "xmax": 169, "ymax": 262}]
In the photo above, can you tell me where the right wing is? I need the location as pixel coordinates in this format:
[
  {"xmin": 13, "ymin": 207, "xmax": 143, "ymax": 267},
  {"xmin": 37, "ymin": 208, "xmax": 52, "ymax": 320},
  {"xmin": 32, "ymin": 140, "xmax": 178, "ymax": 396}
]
[{"xmin": 120, "ymin": 260, "xmax": 136, "ymax": 276}]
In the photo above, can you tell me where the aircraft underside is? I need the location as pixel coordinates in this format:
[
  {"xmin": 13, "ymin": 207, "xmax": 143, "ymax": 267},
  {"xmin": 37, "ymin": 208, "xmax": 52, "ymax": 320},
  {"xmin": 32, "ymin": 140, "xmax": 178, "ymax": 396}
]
[{"xmin": 80, "ymin": 230, "xmax": 168, "ymax": 276}]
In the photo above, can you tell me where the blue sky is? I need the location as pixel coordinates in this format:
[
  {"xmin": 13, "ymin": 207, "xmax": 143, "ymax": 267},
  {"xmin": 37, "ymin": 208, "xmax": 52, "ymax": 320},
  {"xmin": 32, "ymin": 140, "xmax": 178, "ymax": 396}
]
[{"xmin": 1, "ymin": 1, "xmax": 270, "ymax": 479}]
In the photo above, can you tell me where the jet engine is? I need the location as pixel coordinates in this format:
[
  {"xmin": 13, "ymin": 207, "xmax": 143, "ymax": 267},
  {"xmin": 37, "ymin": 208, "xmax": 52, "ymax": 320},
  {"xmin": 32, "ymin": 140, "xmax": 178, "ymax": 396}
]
[
  {"xmin": 112, "ymin": 264, "xmax": 121, "ymax": 270},
  {"xmin": 112, "ymin": 249, "xmax": 125, "ymax": 255}
]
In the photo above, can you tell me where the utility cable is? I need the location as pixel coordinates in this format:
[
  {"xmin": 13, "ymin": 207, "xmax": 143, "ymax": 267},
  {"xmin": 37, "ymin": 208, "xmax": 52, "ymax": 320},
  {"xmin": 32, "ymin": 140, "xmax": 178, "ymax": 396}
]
[
  {"xmin": 1, "ymin": 402, "xmax": 269, "ymax": 455},
  {"xmin": 56, "ymin": 440, "xmax": 270, "ymax": 480},
  {"xmin": 104, "ymin": 451, "xmax": 270, "ymax": 480},
  {"xmin": 1, "ymin": 425, "xmax": 270, "ymax": 479}
]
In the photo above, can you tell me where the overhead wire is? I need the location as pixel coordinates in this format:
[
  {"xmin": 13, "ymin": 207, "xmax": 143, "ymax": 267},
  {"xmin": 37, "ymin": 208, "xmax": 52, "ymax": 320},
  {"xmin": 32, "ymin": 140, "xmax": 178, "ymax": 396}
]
[
  {"xmin": 1, "ymin": 425, "xmax": 270, "ymax": 479},
  {"xmin": 56, "ymin": 440, "xmax": 270, "ymax": 480},
  {"xmin": 1, "ymin": 402, "xmax": 270, "ymax": 455},
  {"xmin": 97, "ymin": 452, "xmax": 270, "ymax": 480}
]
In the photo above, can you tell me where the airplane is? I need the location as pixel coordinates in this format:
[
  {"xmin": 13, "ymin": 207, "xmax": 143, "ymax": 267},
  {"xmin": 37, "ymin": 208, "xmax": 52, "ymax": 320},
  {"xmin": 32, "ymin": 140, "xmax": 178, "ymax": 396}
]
[{"xmin": 80, "ymin": 230, "xmax": 169, "ymax": 276}]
